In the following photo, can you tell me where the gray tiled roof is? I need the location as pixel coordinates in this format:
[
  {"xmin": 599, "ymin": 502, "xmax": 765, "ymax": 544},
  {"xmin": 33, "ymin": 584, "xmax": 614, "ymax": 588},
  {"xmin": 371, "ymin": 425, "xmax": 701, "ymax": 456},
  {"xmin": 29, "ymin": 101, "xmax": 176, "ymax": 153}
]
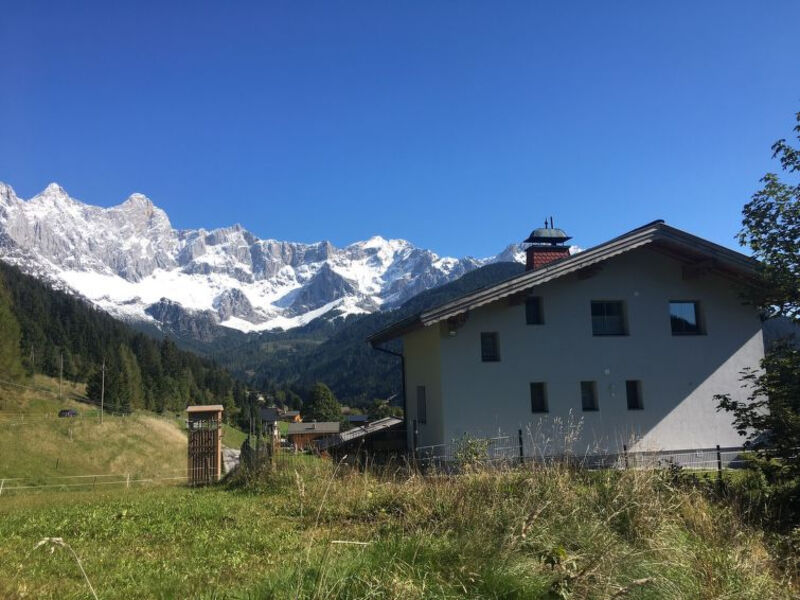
[
  {"xmin": 368, "ymin": 220, "xmax": 759, "ymax": 345},
  {"xmin": 287, "ymin": 422, "xmax": 340, "ymax": 435}
]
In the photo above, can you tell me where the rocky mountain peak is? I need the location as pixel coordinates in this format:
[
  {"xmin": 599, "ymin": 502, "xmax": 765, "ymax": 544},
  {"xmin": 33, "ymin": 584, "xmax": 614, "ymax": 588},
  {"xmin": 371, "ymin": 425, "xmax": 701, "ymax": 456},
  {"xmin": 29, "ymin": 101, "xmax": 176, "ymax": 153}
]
[
  {"xmin": 31, "ymin": 182, "xmax": 77, "ymax": 207},
  {"xmin": 0, "ymin": 181, "xmax": 525, "ymax": 335},
  {"xmin": 0, "ymin": 182, "xmax": 19, "ymax": 207},
  {"xmin": 43, "ymin": 182, "xmax": 67, "ymax": 195},
  {"xmin": 120, "ymin": 192, "xmax": 154, "ymax": 209}
]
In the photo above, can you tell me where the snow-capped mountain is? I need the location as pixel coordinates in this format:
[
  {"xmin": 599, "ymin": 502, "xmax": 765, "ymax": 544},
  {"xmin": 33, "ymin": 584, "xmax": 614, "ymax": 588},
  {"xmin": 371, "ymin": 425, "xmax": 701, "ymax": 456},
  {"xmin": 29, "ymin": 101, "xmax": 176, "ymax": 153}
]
[{"xmin": 0, "ymin": 182, "xmax": 526, "ymax": 334}]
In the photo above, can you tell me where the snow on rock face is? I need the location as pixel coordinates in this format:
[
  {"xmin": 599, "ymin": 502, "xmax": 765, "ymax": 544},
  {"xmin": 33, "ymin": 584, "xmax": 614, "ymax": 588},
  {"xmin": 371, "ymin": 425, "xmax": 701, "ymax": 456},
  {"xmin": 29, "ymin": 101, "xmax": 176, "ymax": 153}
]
[
  {"xmin": 213, "ymin": 288, "xmax": 264, "ymax": 323},
  {"xmin": 0, "ymin": 182, "xmax": 525, "ymax": 333}
]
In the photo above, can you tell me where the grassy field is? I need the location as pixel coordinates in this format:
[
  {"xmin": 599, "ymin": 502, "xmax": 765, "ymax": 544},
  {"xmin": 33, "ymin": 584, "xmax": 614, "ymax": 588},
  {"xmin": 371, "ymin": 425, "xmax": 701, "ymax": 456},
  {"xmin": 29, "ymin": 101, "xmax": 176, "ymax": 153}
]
[
  {"xmin": 2, "ymin": 377, "xmax": 797, "ymax": 598},
  {"xmin": 1, "ymin": 457, "xmax": 797, "ymax": 599},
  {"xmin": 0, "ymin": 374, "xmax": 250, "ymax": 488},
  {"xmin": 0, "ymin": 376, "xmax": 187, "ymax": 485}
]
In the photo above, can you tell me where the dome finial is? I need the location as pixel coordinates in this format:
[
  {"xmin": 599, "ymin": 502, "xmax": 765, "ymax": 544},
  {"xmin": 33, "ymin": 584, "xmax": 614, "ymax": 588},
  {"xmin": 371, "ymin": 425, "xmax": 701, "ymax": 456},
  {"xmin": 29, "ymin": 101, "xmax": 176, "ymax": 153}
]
[{"xmin": 523, "ymin": 219, "xmax": 571, "ymax": 246}]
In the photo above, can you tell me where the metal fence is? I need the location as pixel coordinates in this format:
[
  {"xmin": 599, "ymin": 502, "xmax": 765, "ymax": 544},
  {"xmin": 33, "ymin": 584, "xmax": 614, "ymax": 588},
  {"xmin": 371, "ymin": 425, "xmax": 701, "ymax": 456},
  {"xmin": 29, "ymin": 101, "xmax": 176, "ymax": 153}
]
[
  {"xmin": 0, "ymin": 471, "xmax": 190, "ymax": 495},
  {"xmin": 415, "ymin": 432, "xmax": 752, "ymax": 474},
  {"xmin": 416, "ymin": 435, "xmax": 522, "ymax": 471}
]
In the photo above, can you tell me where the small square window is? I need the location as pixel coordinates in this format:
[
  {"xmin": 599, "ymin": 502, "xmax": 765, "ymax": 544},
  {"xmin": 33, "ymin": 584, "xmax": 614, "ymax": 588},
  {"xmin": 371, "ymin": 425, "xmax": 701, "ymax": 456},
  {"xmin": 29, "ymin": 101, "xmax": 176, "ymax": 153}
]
[
  {"xmin": 626, "ymin": 380, "xmax": 643, "ymax": 410},
  {"xmin": 580, "ymin": 381, "xmax": 598, "ymax": 411},
  {"xmin": 416, "ymin": 386, "xmax": 427, "ymax": 424},
  {"xmin": 670, "ymin": 301, "xmax": 702, "ymax": 335},
  {"xmin": 525, "ymin": 297, "xmax": 544, "ymax": 325},
  {"xmin": 530, "ymin": 382, "xmax": 548, "ymax": 413},
  {"xmin": 591, "ymin": 301, "xmax": 627, "ymax": 336},
  {"xmin": 481, "ymin": 332, "xmax": 500, "ymax": 362}
]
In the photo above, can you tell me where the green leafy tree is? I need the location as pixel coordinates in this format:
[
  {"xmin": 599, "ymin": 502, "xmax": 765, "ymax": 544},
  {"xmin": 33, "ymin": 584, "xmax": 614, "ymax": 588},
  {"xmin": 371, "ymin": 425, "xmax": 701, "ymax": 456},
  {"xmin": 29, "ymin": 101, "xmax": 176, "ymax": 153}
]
[
  {"xmin": 367, "ymin": 398, "xmax": 402, "ymax": 420},
  {"xmin": 716, "ymin": 110, "xmax": 800, "ymax": 526},
  {"xmin": 0, "ymin": 273, "xmax": 25, "ymax": 382},
  {"xmin": 736, "ymin": 112, "xmax": 800, "ymax": 320},
  {"xmin": 303, "ymin": 382, "xmax": 342, "ymax": 422}
]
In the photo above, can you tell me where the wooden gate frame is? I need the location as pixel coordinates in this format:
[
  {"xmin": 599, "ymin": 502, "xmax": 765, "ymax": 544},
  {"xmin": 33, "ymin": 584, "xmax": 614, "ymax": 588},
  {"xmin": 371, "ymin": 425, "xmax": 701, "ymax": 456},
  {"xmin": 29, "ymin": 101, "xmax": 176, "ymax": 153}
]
[{"xmin": 186, "ymin": 405, "xmax": 224, "ymax": 486}]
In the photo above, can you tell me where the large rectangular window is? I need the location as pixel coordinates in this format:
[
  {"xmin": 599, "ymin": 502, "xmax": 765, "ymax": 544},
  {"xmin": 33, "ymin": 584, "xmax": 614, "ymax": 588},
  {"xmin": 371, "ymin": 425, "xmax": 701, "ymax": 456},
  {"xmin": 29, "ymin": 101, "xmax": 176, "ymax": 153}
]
[
  {"xmin": 626, "ymin": 380, "xmax": 643, "ymax": 410},
  {"xmin": 525, "ymin": 297, "xmax": 544, "ymax": 325},
  {"xmin": 580, "ymin": 381, "xmax": 598, "ymax": 411},
  {"xmin": 530, "ymin": 382, "xmax": 548, "ymax": 413},
  {"xmin": 481, "ymin": 332, "xmax": 500, "ymax": 362},
  {"xmin": 416, "ymin": 386, "xmax": 427, "ymax": 424},
  {"xmin": 591, "ymin": 301, "xmax": 627, "ymax": 336},
  {"xmin": 670, "ymin": 301, "xmax": 702, "ymax": 335}
]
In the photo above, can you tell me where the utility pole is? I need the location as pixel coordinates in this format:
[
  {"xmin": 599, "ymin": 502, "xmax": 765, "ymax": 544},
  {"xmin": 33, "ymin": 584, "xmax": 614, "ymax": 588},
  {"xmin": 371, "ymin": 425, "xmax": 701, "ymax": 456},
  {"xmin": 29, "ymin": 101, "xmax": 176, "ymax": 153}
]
[
  {"xmin": 59, "ymin": 351, "xmax": 63, "ymax": 402},
  {"xmin": 100, "ymin": 359, "xmax": 105, "ymax": 424}
]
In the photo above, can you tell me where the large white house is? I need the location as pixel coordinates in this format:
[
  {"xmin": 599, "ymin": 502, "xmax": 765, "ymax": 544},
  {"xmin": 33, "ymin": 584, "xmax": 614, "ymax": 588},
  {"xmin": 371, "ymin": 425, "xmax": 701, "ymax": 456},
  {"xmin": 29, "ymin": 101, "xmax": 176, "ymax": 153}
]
[{"xmin": 368, "ymin": 220, "xmax": 764, "ymax": 457}]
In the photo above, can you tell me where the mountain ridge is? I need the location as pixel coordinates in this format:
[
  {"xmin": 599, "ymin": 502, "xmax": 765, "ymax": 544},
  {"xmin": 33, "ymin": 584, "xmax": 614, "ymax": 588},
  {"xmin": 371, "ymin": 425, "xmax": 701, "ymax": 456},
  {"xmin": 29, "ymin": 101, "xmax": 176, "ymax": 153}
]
[{"xmin": 0, "ymin": 182, "xmax": 527, "ymax": 337}]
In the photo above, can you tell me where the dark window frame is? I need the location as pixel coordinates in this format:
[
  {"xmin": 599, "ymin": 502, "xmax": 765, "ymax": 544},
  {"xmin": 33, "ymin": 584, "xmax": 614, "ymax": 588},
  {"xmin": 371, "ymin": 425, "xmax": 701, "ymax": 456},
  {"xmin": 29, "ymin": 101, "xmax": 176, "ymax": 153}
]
[
  {"xmin": 530, "ymin": 382, "xmax": 548, "ymax": 413},
  {"xmin": 525, "ymin": 296, "xmax": 544, "ymax": 325},
  {"xmin": 416, "ymin": 385, "xmax": 427, "ymax": 424},
  {"xmin": 669, "ymin": 300, "xmax": 704, "ymax": 336},
  {"xmin": 481, "ymin": 332, "xmax": 501, "ymax": 362},
  {"xmin": 625, "ymin": 380, "xmax": 643, "ymax": 410},
  {"xmin": 591, "ymin": 300, "xmax": 628, "ymax": 336},
  {"xmin": 580, "ymin": 381, "xmax": 598, "ymax": 411}
]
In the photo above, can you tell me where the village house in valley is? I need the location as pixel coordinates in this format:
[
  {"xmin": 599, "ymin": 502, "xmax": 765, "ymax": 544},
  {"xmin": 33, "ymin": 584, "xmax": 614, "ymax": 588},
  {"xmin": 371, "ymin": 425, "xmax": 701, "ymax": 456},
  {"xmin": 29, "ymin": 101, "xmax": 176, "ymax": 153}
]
[
  {"xmin": 287, "ymin": 421, "xmax": 341, "ymax": 450},
  {"xmin": 368, "ymin": 220, "xmax": 764, "ymax": 456}
]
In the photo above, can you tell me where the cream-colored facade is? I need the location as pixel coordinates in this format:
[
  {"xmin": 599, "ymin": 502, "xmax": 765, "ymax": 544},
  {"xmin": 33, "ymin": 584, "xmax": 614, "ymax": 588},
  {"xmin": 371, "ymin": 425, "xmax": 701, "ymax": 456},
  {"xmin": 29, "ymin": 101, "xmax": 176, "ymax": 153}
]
[{"xmin": 402, "ymin": 247, "xmax": 763, "ymax": 455}]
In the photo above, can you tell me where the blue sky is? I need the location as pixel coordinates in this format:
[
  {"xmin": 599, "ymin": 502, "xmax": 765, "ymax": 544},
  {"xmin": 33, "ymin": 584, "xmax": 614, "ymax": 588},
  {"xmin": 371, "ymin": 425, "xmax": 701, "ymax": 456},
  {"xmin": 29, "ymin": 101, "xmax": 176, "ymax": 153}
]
[{"xmin": 1, "ymin": 1, "xmax": 799, "ymax": 258}]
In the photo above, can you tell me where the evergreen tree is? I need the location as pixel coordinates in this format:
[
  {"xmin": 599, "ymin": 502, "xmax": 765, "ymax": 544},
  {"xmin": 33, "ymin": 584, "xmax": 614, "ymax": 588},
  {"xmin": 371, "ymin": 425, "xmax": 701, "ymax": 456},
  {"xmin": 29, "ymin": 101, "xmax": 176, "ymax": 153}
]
[
  {"xmin": 86, "ymin": 363, "xmax": 104, "ymax": 405},
  {"xmin": 0, "ymin": 262, "xmax": 238, "ymax": 415},
  {"xmin": 119, "ymin": 344, "xmax": 144, "ymax": 410},
  {"xmin": 0, "ymin": 273, "xmax": 25, "ymax": 382}
]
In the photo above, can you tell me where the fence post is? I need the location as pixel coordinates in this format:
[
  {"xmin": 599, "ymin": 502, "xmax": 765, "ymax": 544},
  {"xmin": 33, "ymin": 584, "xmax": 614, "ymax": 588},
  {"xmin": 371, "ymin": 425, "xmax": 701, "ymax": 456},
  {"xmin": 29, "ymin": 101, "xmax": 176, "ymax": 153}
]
[
  {"xmin": 0, "ymin": 478, "xmax": 4, "ymax": 496},
  {"xmin": 126, "ymin": 473, "xmax": 130, "ymax": 489},
  {"xmin": 518, "ymin": 429, "xmax": 524, "ymax": 465},
  {"xmin": 412, "ymin": 419, "xmax": 418, "ymax": 466},
  {"xmin": 623, "ymin": 444, "xmax": 629, "ymax": 470},
  {"xmin": 716, "ymin": 444, "xmax": 722, "ymax": 486}
]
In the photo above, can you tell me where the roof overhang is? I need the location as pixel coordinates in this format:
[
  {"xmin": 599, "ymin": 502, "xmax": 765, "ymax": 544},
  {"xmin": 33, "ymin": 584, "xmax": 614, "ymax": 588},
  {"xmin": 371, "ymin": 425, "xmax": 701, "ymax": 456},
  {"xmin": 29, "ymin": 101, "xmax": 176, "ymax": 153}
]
[{"xmin": 367, "ymin": 220, "xmax": 761, "ymax": 346}]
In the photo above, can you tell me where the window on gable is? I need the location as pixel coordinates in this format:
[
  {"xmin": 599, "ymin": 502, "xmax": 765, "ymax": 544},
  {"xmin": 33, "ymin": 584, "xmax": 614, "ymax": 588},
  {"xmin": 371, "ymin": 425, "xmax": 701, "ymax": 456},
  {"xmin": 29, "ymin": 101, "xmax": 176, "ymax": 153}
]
[
  {"xmin": 626, "ymin": 380, "xmax": 643, "ymax": 410},
  {"xmin": 530, "ymin": 382, "xmax": 548, "ymax": 413},
  {"xmin": 416, "ymin": 385, "xmax": 427, "ymax": 424},
  {"xmin": 481, "ymin": 332, "xmax": 500, "ymax": 362},
  {"xmin": 525, "ymin": 297, "xmax": 544, "ymax": 325},
  {"xmin": 580, "ymin": 381, "xmax": 598, "ymax": 411},
  {"xmin": 670, "ymin": 301, "xmax": 703, "ymax": 335},
  {"xmin": 591, "ymin": 301, "xmax": 627, "ymax": 336}
]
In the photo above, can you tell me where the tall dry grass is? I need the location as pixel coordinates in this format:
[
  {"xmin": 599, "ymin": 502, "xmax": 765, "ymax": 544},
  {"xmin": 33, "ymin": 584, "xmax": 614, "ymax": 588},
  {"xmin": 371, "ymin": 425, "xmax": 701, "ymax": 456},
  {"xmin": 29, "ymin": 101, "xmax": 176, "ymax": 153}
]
[{"xmin": 232, "ymin": 448, "xmax": 796, "ymax": 599}]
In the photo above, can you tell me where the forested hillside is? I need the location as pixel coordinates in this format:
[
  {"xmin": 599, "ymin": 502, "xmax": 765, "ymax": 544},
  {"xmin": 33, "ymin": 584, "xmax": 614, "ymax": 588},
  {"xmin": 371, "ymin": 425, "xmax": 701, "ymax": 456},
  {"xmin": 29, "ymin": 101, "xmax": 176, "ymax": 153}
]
[
  {"xmin": 0, "ymin": 260, "xmax": 523, "ymax": 418},
  {"xmin": 0, "ymin": 262, "xmax": 238, "ymax": 416}
]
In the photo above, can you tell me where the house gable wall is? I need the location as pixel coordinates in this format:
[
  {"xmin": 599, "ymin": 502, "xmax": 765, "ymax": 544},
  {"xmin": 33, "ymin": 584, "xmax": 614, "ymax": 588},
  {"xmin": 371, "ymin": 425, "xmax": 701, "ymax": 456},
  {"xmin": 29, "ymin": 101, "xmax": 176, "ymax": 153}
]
[
  {"xmin": 413, "ymin": 247, "xmax": 765, "ymax": 454},
  {"xmin": 403, "ymin": 324, "xmax": 444, "ymax": 450}
]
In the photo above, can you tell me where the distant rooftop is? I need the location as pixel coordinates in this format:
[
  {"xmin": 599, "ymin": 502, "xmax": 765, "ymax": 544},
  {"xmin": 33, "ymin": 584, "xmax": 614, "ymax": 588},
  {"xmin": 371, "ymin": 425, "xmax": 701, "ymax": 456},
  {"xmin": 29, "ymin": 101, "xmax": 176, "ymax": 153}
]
[
  {"xmin": 186, "ymin": 405, "xmax": 224, "ymax": 413},
  {"xmin": 287, "ymin": 422, "xmax": 340, "ymax": 435}
]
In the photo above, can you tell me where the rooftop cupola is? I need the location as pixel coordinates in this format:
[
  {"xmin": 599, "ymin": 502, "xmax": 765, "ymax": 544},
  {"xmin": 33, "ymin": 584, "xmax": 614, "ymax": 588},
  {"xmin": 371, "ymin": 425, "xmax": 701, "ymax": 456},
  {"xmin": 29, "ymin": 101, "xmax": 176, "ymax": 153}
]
[{"xmin": 523, "ymin": 217, "xmax": 572, "ymax": 271}]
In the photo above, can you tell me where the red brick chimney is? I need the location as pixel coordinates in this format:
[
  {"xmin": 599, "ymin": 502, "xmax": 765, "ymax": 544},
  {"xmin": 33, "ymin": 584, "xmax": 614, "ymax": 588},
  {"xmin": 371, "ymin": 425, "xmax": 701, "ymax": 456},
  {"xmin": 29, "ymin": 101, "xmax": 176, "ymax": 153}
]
[{"xmin": 523, "ymin": 218, "xmax": 571, "ymax": 271}]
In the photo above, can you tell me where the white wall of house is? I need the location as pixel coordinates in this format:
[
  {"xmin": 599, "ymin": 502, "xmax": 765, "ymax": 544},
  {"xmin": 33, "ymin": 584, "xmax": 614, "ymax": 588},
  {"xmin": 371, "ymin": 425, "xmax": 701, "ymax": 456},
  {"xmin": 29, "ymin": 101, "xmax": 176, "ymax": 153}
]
[
  {"xmin": 403, "ymin": 248, "xmax": 764, "ymax": 455},
  {"xmin": 403, "ymin": 324, "xmax": 444, "ymax": 449}
]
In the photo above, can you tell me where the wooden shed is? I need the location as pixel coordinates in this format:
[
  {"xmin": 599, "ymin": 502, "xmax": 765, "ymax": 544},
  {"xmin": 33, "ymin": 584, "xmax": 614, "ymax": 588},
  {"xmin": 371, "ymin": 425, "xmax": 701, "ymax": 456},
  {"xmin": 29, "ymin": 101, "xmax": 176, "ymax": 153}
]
[{"xmin": 186, "ymin": 405, "xmax": 224, "ymax": 486}]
